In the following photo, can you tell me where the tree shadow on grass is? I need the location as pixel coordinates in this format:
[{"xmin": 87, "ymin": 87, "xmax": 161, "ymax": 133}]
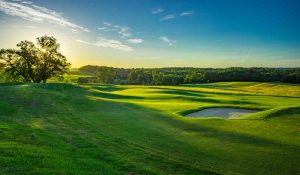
[
  {"xmin": 170, "ymin": 96, "xmax": 257, "ymax": 105},
  {"xmin": 89, "ymin": 85, "xmax": 125, "ymax": 92},
  {"xmin": 154, "ymin": 89, "xmax": 206, "ymax": 97},
  {"xmin": 90, "ymin": 91, "xmax": 145, "ymax": 100}
]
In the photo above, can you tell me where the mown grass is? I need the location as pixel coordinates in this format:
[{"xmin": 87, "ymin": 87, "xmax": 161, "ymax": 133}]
[{"xmin": 0, "ymin": 82, "xmax": 299, "ymax": 174}]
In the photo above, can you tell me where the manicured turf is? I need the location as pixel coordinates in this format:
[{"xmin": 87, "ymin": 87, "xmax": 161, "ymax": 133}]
[{"xmin": 0, "ymin": 82, "xmax": 299, "ymax": 174}]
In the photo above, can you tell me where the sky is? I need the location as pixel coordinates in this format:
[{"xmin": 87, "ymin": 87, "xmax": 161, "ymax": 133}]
[{"xmin": 0, "ymin": 0, "xmax": 299, "ymax": 68}]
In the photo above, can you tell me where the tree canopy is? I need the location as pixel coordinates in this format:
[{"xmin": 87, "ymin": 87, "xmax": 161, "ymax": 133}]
[
  {"xmin": 0, "ymin": 36, "xmax": 70, "ymax": 83},
  {"xmin": 96, "ymin": 66, "xmax": 116, "ymax": 84}
]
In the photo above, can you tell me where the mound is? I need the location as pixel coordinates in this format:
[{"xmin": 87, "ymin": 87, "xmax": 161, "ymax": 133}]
[{"xmin": 242, "ymin": 106, "xmax": 300, "ymax": 119}]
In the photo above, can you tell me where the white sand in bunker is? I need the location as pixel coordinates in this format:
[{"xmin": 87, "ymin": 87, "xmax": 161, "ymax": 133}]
[{"xmin": 185, "ymin": 108, "xmax": 260, "ymax": 118}]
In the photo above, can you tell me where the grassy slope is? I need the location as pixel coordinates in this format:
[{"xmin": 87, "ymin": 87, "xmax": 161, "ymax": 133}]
[{"xmin": 0, "ymin": 82, "xmax": 299, "ymax": 175}]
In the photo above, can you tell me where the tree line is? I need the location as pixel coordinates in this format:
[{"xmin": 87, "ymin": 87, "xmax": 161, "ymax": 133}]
[{"xmin": 77, "ymin": 65, "xmax": 300, "ymax": 85}]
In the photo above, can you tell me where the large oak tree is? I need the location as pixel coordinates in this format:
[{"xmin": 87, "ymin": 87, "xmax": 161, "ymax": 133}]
[{"xmin": 0, "ymin": 36, "xmax": 70, "ymax": 83}]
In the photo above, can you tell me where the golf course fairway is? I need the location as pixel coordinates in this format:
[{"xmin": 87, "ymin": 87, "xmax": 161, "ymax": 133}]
[{"xmin": 0, "ymin": 82, "xmax": 299, "ymax": 174}]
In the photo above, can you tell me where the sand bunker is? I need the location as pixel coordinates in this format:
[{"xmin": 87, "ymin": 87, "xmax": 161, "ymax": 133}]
[{"xmin": 185, "ymin": 107, "xmax": 259, "ymax": 118}]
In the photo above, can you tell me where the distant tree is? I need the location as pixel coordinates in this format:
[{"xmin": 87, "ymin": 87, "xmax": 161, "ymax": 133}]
[
  {"xmin": 0, "ymin": 61, "xmax": 10, "ymax": 83},
  {"xmin": 286, "ymin": 72, "xmax": 300, "ymax": 83},
  {"xmin": 184, "ymin": 71, "xmax": 206, "ymax": 83},
  {"xmin": 0, "ymin": 62, "xmax": 5, "ymax": 73},
  {"xmin": 96, "ymin": 66, "xmax": 116, "ymax": 84},
  {"xmin": 152, "ymin": 71, "xmax": 164, "ymax": 85},
  {"xmin": 78, "ymin": 65, "xmax": 99, "ymax": 75},
  {"xmin": 162, "ymin": 74, "xmax": 181, "ymax": 85},
  {"xmin": 128, "ymin": 69, "xmax": 152, "ymax": 85},
  {"xmin": 0, "ymin": 36, "xmax": 70, "ymax": 83}
]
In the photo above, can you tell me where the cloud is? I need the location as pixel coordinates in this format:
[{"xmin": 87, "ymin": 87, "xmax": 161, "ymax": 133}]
[
  {"xmin": 155, "ymin": 10, "xmax": 195, "ymax": 21},
  {"xmin": 75, "ymin": 39, "xmax": 91, "ymax": 45},
  {"xmin": 98, "ymin": 22, "xmax": 134, "ymax": 38},
  {"xmin": 151, "ymin": 7, "xmax": 164, "ymax": 14},
  {"xmin": 160, "ymin": 36, "xmax": 176, "ymax": 46},
  {"xmin": 97, "ymin": 26, "xmax": 107, "ymax": 31},
  {"xmin": 118, "ymin": 26, "xmax": 132, "ymax": 38},
  {"xmin": 180, "ymin": 11, "xmax": 195, "ymax": 16},
  {"xmin": 103, "ymin": 22, "xmax": 112, "ymax": 26},
  {"xmin": 96, "ymin": 38, "xmax": 133, "ymax": 52},
  {"xmin": 76, "ymin": 38, "xmax": 133, "ymax": 52},
  {"xmin": 127, "ymin": 38, "xmax": 143, "ymax": 44},
  {"xmin": 160, "ymin": 14, "xmax": 176, "ymax": 21},
  {"xmin": 0, "ymin": 0, "xmax": 89, "ymax": 32},
  {"xmin": 21, "ymin": 1, "xmax": 32, "ymax": 4}
]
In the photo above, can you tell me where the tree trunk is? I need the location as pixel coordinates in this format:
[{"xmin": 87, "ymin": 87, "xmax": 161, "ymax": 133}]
[{"xmin": 42, "ymin": 79, "xmax": 47, "ymax": 83}]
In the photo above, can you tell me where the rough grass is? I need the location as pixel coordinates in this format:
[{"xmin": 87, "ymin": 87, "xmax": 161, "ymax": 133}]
[{"xmin": 0, "ymin": 82, "xmax": 299, "ymax": 174}]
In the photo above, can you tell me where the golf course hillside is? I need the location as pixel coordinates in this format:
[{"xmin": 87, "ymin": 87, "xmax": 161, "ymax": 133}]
[{"xmin": 0, "ymin": 82, "xmax": 299, "ymax": 175}]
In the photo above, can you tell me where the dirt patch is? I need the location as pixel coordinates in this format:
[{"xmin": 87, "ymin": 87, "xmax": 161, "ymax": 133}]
[{"xmin": 185, "ymin": 107, "xmax": 259, "ymax": 118}]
